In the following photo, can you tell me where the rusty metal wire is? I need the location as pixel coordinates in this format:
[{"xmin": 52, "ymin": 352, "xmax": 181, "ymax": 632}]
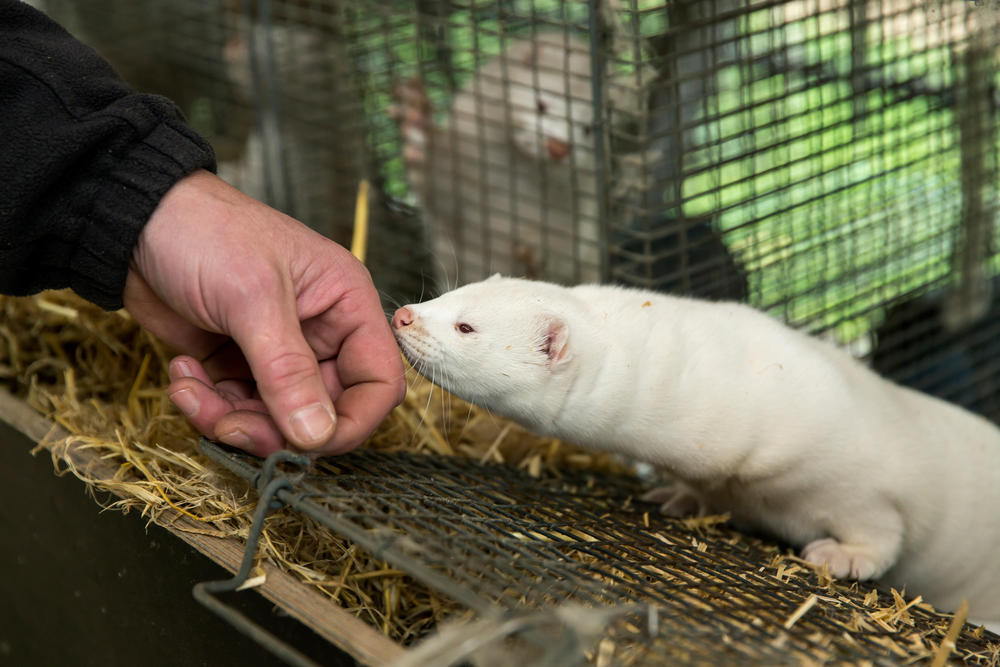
[
  {"xmin": 200, "ymin": 439, "xmax": 999, "ymax": 665},
  {"xmin": 193, "ymin": 450, "xmax": 321, "ymax": 667}
]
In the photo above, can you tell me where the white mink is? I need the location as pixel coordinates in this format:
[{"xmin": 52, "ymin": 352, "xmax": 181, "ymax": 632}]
[
  {"xmin": 394, "ymin": 33, "xmax": 606, "ymax": 287},
  {"xmin": 392, "ymin": 275, "xmax": 1000, "ymax": 629}
]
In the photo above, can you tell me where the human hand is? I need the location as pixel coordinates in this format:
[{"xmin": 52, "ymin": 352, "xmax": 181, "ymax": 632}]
[{"xmin": 124, "ymin": 170, "xmax": 406, "ymax": 456}]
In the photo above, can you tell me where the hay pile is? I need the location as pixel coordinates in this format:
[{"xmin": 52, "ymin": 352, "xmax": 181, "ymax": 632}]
[
  {"xmin": 0, "ymin": 289, "xmax": 624, "ymax": 643},
  {"xmin": 1, "ymin": 291, "xmax": 998, "ymax": 664}
]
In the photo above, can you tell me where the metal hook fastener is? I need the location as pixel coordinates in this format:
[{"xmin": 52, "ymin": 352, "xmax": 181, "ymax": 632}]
[
  {"xmin": 193, "ymin": 440, "xmax": 317, "ymax": 667},
  {"xmin": 254, "ymin": 448, "xmax": 312, "ymax": 506}
]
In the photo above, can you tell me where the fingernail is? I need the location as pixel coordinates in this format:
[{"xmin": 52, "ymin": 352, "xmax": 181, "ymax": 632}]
[
  {"xmin": 169, "ymin": 388, "xmax": 200, "ymax": 417},
  {"xmin": 218, "ymin": 428, "xmax": 253, "ymax": 451},
  {"xmin": 170, "ymin": 358, "xmax": 194, "ymax": 379},
  {"xmin": 289, "ymin": 403, "xmax": 336, "ymax": 445}
]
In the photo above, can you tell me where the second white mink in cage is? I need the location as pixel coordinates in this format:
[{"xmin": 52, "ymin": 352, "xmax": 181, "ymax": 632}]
[
  {"xmin": 391, "ymin": 275, "xmax": 1000, "ymax": 629},
  {"xmin": 392, "ymin": 32, "xmax": 613, "ymax": 287}
]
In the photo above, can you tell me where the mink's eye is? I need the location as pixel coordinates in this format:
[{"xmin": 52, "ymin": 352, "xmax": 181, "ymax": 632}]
[
  {"xmin": 456, "ymin": 323, "xmax": 475, "ymax": 334},
  {"xmin": 536, "ymin": 99, "xmax": 548, "ymax": 114}
]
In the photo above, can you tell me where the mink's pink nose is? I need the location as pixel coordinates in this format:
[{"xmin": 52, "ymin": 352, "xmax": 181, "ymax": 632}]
[
  {"xmin": 392, "ymin": 307, "xmax": 414, "ymax": 330},
  {"xmin": 546, "ymin": 138, "xmax": 571, "ymax": 161}
]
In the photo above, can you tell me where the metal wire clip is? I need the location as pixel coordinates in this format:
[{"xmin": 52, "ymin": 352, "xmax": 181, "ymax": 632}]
[{"xmin": 192, "ymin": 442, "xmax": 318, "ymax": 667}]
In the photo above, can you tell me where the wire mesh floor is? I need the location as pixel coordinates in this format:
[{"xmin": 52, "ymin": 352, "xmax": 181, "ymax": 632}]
[{"xmin": 200, "ymin": 440, "xmax": 999, "ymax": 665}]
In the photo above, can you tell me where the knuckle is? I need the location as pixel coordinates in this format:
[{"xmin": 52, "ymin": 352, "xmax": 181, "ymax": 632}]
[
  {"xmin": 259, "ymin": 349, "xmax": 320, "ymax": 391},
  {"xmin": 391, "ymin": 374, "xmax": 407, "ymax": 405},
  {"xmin": 236, "ymin": 267, "xmax": 285, "ymax": 300}
]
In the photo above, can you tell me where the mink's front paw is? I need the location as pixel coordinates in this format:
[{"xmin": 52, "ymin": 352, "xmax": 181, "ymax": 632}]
[
  {"xmin": 801, "ymin": 537, "xmax": 879, "ymax": 580},
  {"xmin": 641, "ymin": 482, "xmax": 708, "ymax": 518}
]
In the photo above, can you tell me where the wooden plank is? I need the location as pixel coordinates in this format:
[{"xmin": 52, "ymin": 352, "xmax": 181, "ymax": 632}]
[
  {"xmin": 0, "ymin": 387, "xmax": 67, "ymax": 444},
  {"xmin": 170, "ymin": 517, "xmax": 404, "ymax": 666},
  {"xmin": 0, "ymin": 387, "xmax": 405, "ymax": 666}
]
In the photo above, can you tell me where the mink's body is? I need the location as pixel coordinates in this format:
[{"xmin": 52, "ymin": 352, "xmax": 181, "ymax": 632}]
[{"xmin": 393, "ymin": 276, "xmax": 1000, "ymax": 628}]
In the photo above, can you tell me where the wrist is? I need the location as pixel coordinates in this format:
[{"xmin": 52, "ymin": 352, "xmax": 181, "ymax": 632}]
[{"xmin": 133, "ymin": 169, "xmax": 232, "ymax": 268}]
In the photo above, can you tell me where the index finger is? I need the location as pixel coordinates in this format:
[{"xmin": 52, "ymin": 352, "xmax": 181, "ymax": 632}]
[
  {"xmin": 324, "ymin": 375, "xmax": 405, "ymax": 454},
  {"xmin": 309, "ymin": 305, "xmax": 406, "ymax": 454}
]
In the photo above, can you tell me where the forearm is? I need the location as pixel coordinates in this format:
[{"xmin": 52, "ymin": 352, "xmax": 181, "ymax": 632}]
[{"xmin": 0, "ymin": 0, "xmax": 216, "ymax": 309}]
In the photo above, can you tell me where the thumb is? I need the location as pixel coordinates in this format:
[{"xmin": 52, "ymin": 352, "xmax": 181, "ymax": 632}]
[{"xmin": 230, "ymin": 296, "xmax": 336, "ymax": 451}]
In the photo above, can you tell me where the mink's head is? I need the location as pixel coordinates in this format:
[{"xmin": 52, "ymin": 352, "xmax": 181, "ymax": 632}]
[
  {"xmin": 498, "ymin": 34, "xmax": 595, "ymax": 165},
  {"xmin": 392, "ymin": 275, "xmax": 578, "ymax": 425}
]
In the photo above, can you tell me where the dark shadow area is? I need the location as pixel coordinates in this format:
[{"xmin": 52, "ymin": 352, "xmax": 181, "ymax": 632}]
[{"xmin": 0, "ymin": 420, "xmax": 355, "ymax": 667}]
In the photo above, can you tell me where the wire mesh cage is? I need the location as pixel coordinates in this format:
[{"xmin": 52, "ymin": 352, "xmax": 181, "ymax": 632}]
[
  {"xmin": 23, "ymin": 0, "xmax": 1000, "ymax": 661},
  {"xmin": 34, "ymin": 0, "xmax": 1000, "ymax": 419}
]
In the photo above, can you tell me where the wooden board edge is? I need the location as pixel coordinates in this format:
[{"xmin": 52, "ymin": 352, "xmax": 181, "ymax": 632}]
[{"xmin": 0, "ymin": 387, "xmax": 405, "ymax": 666}]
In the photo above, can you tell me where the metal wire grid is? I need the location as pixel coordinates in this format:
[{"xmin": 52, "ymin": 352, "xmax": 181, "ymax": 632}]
[
  {"xmin": 35, "ymin": 0, "xmax": 1000, "ymax": 421},
  {"xmin": 202, "ymin": 440, "xmax": 998, "ymax": 665},
  {"xmin": 371, "ymin": 3, "xmax": 611, "ymax": 288},
  {"xmin": 652, "ymin": 1, "xmax": 995, "ymax": 317},
  {"xmin": 342, "ymin": 1, "xmax": 999, "ymax": 308},
  {"xmin": 342, "ymin": 0, "xmax": 1000, "ymax": 418},
  {"xmin": 206, "ymin": 1, "xmax": 371, "ymax": 245},
  {"xmin": 33, "ymin": 0, "xmax": 431, "ymax": 301},
  {"xmin": 36, "ymin": 1, "xmax": 999, "ymax": 303}
]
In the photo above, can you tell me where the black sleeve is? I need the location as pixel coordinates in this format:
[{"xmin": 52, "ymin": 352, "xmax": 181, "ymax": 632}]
[{"xmin": 0, "ymin": 0, "xmax": 217, "ymax": 309}]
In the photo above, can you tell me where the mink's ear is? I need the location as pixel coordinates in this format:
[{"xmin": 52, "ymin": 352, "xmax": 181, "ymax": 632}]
[{"xmin": 538, "ymin": 316, "xmax": 570, "ymax": 368}]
